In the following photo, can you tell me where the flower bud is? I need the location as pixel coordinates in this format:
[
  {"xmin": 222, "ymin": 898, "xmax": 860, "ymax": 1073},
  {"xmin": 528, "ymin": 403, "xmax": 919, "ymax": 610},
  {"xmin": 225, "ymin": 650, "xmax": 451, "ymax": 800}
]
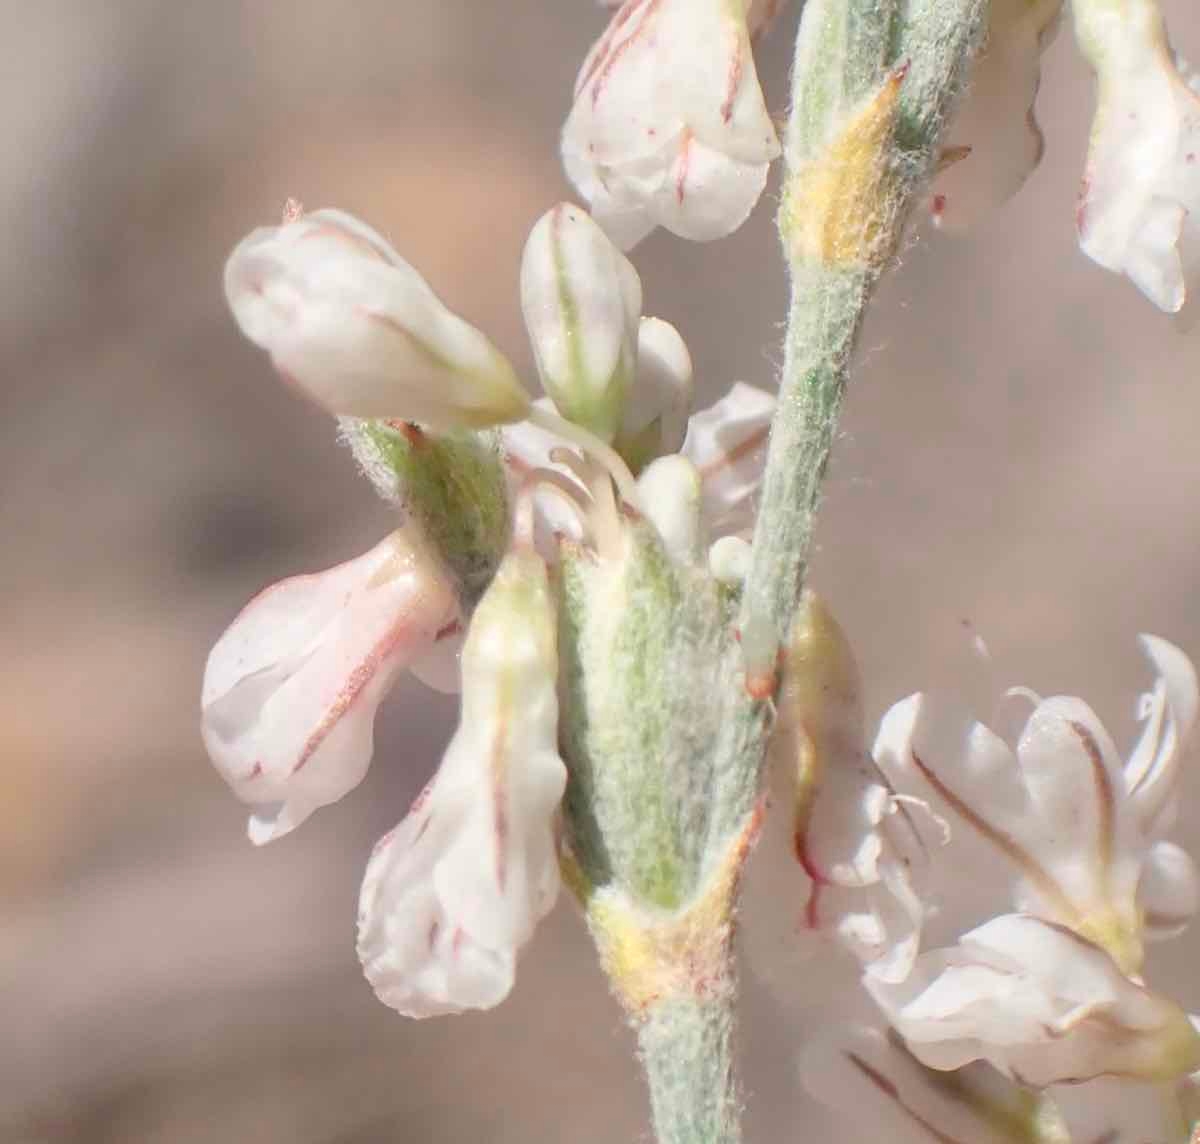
[
  {"xmin": 520, "ymin": 203, "xmax": 641, "ymax": 441},
  {"xmin": 614, "ymin": 317, "xmax": 694, "ymax": 474},
  {"xmin": 562, "ymin": 0, "xmax": 781, "ymax": 249},
  {"xmin": 225, "ymin": 208, "xmax": 530, "ymax": 426}
]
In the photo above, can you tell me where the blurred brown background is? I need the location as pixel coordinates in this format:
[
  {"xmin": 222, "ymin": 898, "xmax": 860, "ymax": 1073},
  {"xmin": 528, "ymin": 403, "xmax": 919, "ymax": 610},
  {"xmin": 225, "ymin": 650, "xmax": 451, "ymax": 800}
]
[{"xmin": 2, "ymin": 2, "xmax": 1199, "ymax": 1141}]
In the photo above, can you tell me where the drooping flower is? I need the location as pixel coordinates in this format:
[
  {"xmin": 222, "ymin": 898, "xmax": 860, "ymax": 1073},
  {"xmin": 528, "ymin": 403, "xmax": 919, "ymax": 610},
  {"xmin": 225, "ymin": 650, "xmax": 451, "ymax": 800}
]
[
  {"xmin": 1072, "ymin": 0, "xmax": 1200, "ymax": 312},
  {"xmin": 225, "ymin": 207, "xmax": 530, "ymax": 424},
  {"xmin": 357, "ymin": 549, "xmax": 567, "ymax": 1017},
  {"xmin": 931, "ymin": 0, "xmax": 1063, "ymax": 230},
  {"xmin": 201, "ymin": 526, "xmax": 461, "ymax": 844},
  {"xmin": 562, "ymin": 0, "xmax": 781, "ymax": 249}
]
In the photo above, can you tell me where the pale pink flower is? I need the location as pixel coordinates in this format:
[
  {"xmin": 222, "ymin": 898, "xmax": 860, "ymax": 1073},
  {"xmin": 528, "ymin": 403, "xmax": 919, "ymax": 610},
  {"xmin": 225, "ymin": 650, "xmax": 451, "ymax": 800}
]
[
  {"xmin": 225, "ymin": 208, "xmax": 529, "ymax": 424},
  {"xmin": 563, "ymin": 0, "xmax": 781, "ymax": 249},
  {"xmin": 201, "ymin": 527, "xmax": 460, "ymax": 844},
  {"xmin": 357, "ymin": 551, "xmax": 567, "ymax": 1017}
]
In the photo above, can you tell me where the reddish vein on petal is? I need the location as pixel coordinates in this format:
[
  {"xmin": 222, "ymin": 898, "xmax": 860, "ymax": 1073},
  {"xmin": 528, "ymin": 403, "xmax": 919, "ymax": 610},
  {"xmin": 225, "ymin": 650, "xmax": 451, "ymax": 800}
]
[{"xmin": 292, "ymin": 610, "xmax": 430, "ymax": 774}]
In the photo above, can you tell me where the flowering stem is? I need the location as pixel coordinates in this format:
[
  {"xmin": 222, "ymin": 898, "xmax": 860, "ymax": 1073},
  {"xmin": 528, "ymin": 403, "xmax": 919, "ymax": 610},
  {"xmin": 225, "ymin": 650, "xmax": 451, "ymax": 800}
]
[
  {"xmin": 638, "ymin": 991, "xmax": 739, "ymax": 1144},
  {"xmin": 704, "ymin": 0, "xmax": 987, "ymax": 871}
]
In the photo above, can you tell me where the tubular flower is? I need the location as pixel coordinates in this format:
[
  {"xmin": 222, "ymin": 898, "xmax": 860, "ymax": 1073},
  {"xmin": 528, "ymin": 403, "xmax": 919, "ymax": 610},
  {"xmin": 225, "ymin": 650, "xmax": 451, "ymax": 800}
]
[
  {"xmin": 357, "ymin": 550, "xmax": 567, "ymax": 1017},
  {"xmin": 931, "ymin": 0, "xmax": 1063, "ymax": 230},
  {"xmin": 773, "ymin": 593, "xmax": 929, "ymax": 983},
  {"xmin": 1072, "ymin": 0, "xmax": 1200, "ymax": 312},
  {"xmin": 225, "ymin": 207, "xmax": 530, "ymax": 425},
  {"xmin": 200, "ymin": 527, "xmax": 461, "ymax": 844},
  {"xmin": 562, "ymin": 0, "xmax": 781, "ymax": 249},
  {"xmin": 872, "ymin": 636, "xmax": 1199, "ymax": 975}
]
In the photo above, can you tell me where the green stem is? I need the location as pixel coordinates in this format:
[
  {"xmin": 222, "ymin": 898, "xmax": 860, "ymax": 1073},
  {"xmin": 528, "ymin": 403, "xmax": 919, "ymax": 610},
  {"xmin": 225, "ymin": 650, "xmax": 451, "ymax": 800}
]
[{"xmin": 638, "ymin": 991, "xmax": 740, "ymax": 1144}]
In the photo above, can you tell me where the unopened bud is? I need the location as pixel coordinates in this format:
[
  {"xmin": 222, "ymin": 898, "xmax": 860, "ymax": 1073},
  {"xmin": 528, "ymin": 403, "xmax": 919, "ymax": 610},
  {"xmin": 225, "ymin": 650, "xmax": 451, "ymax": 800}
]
[
  {"xmin": 614, "ymin": 317, "xmax": 694, "ymax": 474},
  {"xmin": 225, "ymin": 208, "xmax": 530, "ymax": 427},
  {"xmin": 520, "ymin": 203, "xmax": 641, "ymax": 442}
]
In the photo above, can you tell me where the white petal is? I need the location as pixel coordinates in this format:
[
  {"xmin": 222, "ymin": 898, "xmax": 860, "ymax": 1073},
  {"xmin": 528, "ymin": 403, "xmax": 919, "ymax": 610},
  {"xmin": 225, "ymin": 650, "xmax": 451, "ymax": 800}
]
[
  {"xmin": 358, "ymin": 551, "xmax": 567, "ymax": 1016},
  {"xmin": 201, "ymin": 528, "xmax": 458, "ymax": 843},
  {"xmin": 1139, "ymin": 840, "xmax": 1199, "ymax": 941},
  {"xmin": 681, "ymin": 381, "xmax": 774, "ymax": 537},
  {"xmin": 1126, "ymin": 634, "xmax": 1199, "ymax": 837},
  {"xmin": 562, "ymin": 0, "xmax": 780, "ymax": 248},
  {"xmin": 637, "ymin": 455, "xmax": 705, "ymax": 563},
  {"xmin": 868, "ymin": 914, "xmax": 1200, "ymax": 1086},
  {"xmin": 1073, "ymin": 0, "xmax": 1200, "ymax": 312},
  {"xmin": 225, "ymin": 207, "xmax": 529, "ymax": 425}
]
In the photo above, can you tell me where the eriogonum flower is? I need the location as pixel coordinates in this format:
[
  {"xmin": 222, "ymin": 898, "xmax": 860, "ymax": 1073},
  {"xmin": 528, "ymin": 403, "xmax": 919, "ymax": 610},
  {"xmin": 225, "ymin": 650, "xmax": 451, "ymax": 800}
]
[
  {"xmin": 931, "ymin": 0, "xmax": 1063, "ymax": 230},
  {"xmin": 562, "ymin": 0, "xmax": 781, "ymax": 249},
  {"xmin": 357, "ymin": 549, "xmax": 567, "ymax": 1017},
  {"xmin": 225, "ymin": 207, "xmax": 530, "ymax": 424},
  {"xmin": 201, "ymin": 526, "xmax": 461, "ymax": 844},
  {"xmin": 1072, "ymin": 0, "xmax": 1200, "ymax": 312}
]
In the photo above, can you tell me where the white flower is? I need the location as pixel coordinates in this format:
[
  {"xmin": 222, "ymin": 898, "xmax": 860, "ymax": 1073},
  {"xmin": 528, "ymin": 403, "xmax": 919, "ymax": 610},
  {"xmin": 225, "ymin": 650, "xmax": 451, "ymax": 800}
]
[
  {"xmin": 872, "ymin": 636, "xmax": 1199, "ymax": 974},
  {"xmin": 501, "ymin": 380, "xmax": 774, "ymax": 564},
  {"xmin": 562, "ymin": 0, "xmax": 781, "ymax": 249},
  {"xmin": 1072, "ymin": 0, "xmax": 1200, "ymax": 312},
  {"xmin": 1051, "ymin": 1076, "xmax": 1192, "ymax": 1144},
  {"xmin": 201, "ymin": 527, "xmax": 461, "ymax": 844},
  {"xmin": 520, "ymin": 203, "xmax": 642, "ymax": 442},
  {"xmin": 357, "ymin": 550, "xmax": 567, "ymax": 1017},
  {"xmin": 774, "ymin": 592, "xmax": 929, "ymax": 983},
  {"xmin": 931, "ymin": 0, "xmax": 1063, "ymax": 230},
  {"xmin": 802, "ymin": 1025, "xmax": 1062, "ymax": 1144},
  {"xmin": 865, "ymin": 913, "xmax": 1200, "ymax": 1086},
  {"xmin": 225, "ymin": 207, "xmax": 530, "ymax": 425}
]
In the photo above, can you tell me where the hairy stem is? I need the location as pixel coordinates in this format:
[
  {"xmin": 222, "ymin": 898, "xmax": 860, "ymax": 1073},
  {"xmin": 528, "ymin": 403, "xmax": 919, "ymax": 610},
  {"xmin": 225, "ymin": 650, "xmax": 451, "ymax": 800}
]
[{"xmin": 639, "ymin": 991, "xmax": 740, "ymax": 1144}]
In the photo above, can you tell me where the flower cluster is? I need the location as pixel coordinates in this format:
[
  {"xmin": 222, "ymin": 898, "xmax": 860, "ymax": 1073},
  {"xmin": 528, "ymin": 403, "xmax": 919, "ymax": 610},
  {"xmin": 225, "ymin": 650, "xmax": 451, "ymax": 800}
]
[
  {"xmin": 203, "ymin": 199, "xmax": 775, "ymax": 1014},
  {"xmin": 788, "ymin": 620, "xmax": 1200, "ymax": 1141}
]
